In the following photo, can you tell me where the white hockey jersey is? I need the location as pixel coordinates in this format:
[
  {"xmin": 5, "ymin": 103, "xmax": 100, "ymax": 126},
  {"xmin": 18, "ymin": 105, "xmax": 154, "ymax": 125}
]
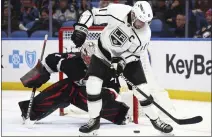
[{"xmin": 78, "ymin": 4, "xmax": 151, "ymax": 64}]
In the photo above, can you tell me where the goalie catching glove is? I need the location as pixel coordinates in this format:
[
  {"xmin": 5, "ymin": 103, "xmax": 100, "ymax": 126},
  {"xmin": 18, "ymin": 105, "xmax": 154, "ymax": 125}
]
[
  {"xmin": 20, "ymin": 60, "xmax": 50, "ymax": 88},
  {"xmin": 111, "ymin": 57, "xmax": 126, "ymax": 76},
  {"xmin": 71, "ymin": 23, "xmax": 88, "ymax": 48}
]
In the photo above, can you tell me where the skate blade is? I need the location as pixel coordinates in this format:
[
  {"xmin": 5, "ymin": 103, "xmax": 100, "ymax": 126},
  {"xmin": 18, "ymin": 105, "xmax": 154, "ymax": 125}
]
[{"xmin": 79, "ymin": 130, "xmax": 98, "ymax": 136}]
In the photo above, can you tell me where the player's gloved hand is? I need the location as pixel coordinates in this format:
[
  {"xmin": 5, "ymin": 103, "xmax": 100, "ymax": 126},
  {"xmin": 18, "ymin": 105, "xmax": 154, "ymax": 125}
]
[
  {"xmin": 71, "ymin": 23, "xmax": 88, "ymax": 48},
  {"xmin": 20, "ymin": 60, "xmax": 50, "ymax": 88},
  {"xmin": 111, "ymin": 57, "xmax": 126, "ymax": 76}
]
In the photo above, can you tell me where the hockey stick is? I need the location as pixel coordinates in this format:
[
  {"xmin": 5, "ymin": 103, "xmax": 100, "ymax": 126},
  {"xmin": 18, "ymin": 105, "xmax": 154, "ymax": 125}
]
[
  {"xmin": 25, "ymin": 34, "xmax": 48, "ymax": 123},
  {"xmin": 119, "ymin": 73, "xmax": 203, "ymax": 125},
  {"xmin": 99, "ymin": 58, "xmax": 202, "ymax": 125}
]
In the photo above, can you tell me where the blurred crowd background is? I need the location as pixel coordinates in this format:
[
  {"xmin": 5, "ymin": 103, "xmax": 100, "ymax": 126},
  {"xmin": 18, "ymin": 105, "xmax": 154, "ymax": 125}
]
[{"xmin": 1, "ymin": 0, "xmax": 211, "ymax": 38}]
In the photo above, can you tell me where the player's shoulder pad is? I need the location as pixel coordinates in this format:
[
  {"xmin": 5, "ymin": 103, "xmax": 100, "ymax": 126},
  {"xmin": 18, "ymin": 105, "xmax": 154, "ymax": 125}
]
[{"xmin": 107, "ymin": 4, "xmax": 132, "ymax": 22}]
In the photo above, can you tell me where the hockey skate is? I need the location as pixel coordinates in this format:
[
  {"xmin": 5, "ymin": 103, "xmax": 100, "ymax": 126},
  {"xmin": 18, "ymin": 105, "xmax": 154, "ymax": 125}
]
[
  {"xmin": 79, "ymin": 116, "xmax": 100, "ymax": 136},
  {"xmin": 150, "ymin": 117, "xmax": 173, "ymax": 135}
]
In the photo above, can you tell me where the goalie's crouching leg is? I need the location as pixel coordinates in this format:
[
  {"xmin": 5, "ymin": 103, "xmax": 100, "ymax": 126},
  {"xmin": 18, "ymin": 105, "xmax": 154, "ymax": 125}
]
[
  {"xmin": 18, "ymin": 78, "xmax": 74, "ymax": 121},
  {"xmin": 18, "ymin": 79, "xmax": 129, "ymax": 125},
  {"xmin": 65, "ymin": 87, "xmax": 130, "ymax": 125},
  {"xmin": 100, "ymin": 88, "xmax": 129, "ymax": 125}
]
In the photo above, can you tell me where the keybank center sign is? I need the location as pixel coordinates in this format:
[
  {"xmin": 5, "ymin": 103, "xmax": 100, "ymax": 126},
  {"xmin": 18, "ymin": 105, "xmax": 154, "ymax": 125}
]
[{"xmin": 166, "ymin": 54, "xmax": 212, "ymax": 79}]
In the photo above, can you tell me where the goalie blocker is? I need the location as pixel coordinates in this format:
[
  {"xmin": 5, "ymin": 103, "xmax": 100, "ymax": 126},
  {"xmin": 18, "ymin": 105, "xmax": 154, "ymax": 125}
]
[{"xmin": 20, "ymin": 60, "xmax": 50, "ymax": 88}]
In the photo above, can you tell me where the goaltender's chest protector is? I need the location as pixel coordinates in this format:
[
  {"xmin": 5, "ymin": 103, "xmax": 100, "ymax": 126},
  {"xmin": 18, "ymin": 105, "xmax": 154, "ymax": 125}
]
[{"xmin": 101, "ymin": 19, "xmax": 151, "ymax": 56}]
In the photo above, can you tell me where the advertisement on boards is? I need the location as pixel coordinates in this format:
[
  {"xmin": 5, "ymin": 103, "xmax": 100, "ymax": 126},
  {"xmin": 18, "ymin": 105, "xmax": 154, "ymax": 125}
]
[
  {"xmin": 2, "ymin": 40, "xmax": 59, "ymax": 83},
  {"xmin": 149, "ymin": 40, "xmax": 211, "ymax": 92},
  {"xmin": 2, "ymin": 39, "xmax": 211, "ymax": 99}
]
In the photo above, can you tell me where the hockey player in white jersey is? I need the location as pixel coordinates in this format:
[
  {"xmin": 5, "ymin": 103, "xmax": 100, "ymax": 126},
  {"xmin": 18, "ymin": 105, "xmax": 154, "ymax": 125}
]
[{"xmin": 71, "ymin": 1, "xmax": 173, "ymax": 135}]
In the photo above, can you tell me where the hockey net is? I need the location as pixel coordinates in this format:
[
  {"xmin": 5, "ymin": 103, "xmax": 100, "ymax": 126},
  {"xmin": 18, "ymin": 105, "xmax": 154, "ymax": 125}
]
[{"xmin": 58, "ymin": 26, "xmax": 140, "ymax": 124}]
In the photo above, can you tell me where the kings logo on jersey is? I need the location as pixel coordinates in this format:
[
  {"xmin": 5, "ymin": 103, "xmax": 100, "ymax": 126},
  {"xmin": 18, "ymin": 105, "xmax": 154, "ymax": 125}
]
[
  {"xmin": 109, "ymin": 27, "xmax": 129, "ymax": 47},
  {"xmin": 25, "ymin": 50, "xmax": 36, "ymax": 68}
]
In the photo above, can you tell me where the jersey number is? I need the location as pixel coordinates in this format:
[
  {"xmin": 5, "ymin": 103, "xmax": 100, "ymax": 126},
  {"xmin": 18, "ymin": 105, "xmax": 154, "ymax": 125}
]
[{"xmin": 109, "ymin": 27, "xmax": 129, "ymax": 47}]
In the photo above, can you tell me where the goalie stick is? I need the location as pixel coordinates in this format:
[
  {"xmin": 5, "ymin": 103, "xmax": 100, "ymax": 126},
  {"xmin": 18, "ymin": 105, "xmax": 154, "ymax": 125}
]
[
  {"xmin": 100, "ymin": 58, "xmax": 203, "ymax": 125},
  {"xmin": 24, "ymin": 34, "xmax": 48, "ymax": 124}
]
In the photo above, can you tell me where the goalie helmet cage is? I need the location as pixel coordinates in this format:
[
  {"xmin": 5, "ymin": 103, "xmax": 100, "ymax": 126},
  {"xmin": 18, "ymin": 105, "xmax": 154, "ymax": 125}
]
[{"xmin": 58, "ymin": 26, "xmax": 139, "ymax": 124}]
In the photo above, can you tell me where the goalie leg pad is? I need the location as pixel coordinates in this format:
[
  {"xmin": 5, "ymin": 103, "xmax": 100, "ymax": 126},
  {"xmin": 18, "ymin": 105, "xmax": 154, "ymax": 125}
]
[
  {"xmin": 112, "ymin": 102, "xmax": 129, "ymax": 125},
  {"xmin": 18, "ymin": 78, "xmax": 74, "ymax": 121},
  {"xmin": 100, "ymin": 88, "xmax": 129, "ymax": 125},
  {"xmin": 19, "ymin": 100, "xmax": 71, "ymax": 121},
  {"xmin": 20, "ymin": 60, "xmax": 50, "ymax": 88},
  {"xmin": 18, "ymin": 100, "xmax": 38, "ymax": 121},
  {"xmin": 71, "ymin": 87, "xmax": 129, "ymax": 125},
  {"xmin": 101, "ymin": 100, "xmax": 129, "ymax": 125}
]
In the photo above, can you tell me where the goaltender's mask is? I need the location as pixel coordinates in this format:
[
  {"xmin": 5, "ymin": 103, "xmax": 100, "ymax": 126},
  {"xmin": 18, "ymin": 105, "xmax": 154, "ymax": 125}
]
[{"xmin": 80, "ymin": 42, "xmax": 95, "ymax": 66}]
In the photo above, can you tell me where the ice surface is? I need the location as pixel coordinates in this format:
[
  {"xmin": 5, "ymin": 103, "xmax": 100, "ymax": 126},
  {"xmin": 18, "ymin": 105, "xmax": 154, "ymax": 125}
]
[{"xmin": 1, "ymin": 91, "xmax": 211, "ymax": 136}]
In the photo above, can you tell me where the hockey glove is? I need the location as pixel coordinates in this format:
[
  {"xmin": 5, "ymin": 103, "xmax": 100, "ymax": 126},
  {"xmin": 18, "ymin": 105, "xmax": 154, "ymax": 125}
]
[
  {"xmin": 20, "ymin": 60, "xmax": 50, "ymax": 88},
  {"xmin": 71, "ymin": 23, "xmax": 88, "ymax": 48},
  {"xmin": 111, "ymin": 57, "xmax": 126, "ymax": 76}
]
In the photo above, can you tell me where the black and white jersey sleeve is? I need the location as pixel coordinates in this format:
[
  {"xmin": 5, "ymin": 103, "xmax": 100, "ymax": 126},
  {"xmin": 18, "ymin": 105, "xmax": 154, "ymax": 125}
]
[{"xmin": 78, "ymin": 4, "xmax": 132, "ymax": 28}]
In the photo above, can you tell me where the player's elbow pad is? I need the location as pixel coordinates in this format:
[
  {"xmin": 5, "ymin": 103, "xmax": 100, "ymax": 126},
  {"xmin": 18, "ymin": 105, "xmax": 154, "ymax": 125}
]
[{"xmin": 78, "ymin": 10, "xmax": 94, "ymax": 28}]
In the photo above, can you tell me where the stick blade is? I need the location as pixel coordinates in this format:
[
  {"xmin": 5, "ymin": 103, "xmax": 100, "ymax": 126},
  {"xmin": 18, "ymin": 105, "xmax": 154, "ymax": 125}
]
[{"xmin": 178, "ymin": 116, "xmax": 203, "ymax": 125}]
